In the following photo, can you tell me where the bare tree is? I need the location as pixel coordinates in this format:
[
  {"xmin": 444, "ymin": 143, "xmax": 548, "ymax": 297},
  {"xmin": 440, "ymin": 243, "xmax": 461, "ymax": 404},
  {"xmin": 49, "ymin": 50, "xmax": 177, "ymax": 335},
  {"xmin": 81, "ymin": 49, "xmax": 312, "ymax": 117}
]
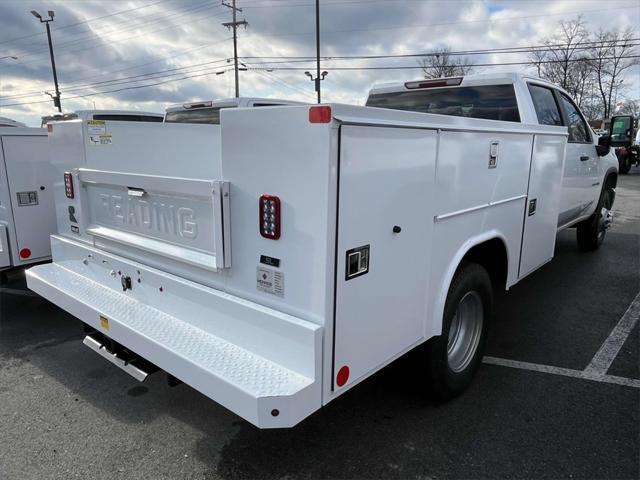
[
  {"xmin": 590, "ymin": 28, "xmax": 639, "ymax": 119},
  {"xmin": 419, "ymin": 47, "xmax": 473, "ymax": 79},
  {"xmin": 615, "ymin": 98, "xmax": 640, "ymax": 117},
  {"xmin": 529, "ymin": 16, "xmax": 592, "ymax": 105}
]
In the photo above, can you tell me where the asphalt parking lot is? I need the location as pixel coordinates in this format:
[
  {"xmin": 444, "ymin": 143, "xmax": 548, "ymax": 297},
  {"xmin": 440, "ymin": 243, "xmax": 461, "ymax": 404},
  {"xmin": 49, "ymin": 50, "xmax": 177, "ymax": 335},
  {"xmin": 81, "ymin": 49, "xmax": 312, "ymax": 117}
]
[{"xmin": 1, "ymin": 169, "xmax": 638, "ymax": 480}]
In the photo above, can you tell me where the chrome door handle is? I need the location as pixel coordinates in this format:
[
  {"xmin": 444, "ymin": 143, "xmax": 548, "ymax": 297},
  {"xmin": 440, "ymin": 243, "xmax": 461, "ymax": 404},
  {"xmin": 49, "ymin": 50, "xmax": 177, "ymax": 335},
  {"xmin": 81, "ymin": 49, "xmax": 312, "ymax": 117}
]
[{"xmin": 580, "ymin": 155, "xmax": 590, "ymax": 161}]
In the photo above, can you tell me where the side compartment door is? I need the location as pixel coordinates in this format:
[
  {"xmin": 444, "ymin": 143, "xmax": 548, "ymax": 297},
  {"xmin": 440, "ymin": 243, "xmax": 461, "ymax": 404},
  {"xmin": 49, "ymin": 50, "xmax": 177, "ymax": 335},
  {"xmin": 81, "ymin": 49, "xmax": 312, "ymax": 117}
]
[
  {"xmin": 2, "ymin": 135, "xmax": 56, "ymax": 263},
  {"xmin": 519, "ymin": 133, "xmax": 566, "ymax": 278},
  {"xmin": 332, "ymin": 125, "xmax": 437, "ymax": 392}
]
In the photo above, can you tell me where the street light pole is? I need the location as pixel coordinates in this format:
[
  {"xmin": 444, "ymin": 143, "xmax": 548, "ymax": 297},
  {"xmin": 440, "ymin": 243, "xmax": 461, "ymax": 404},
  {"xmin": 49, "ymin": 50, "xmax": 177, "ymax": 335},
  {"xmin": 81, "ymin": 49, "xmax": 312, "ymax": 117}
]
[
  {"xmin": 31, "ymin": 10, "xmax": 61, "ymax": 112},
  {"xmin": 315, "ymin": 0, "xmax": 321, "ymax": 103}
]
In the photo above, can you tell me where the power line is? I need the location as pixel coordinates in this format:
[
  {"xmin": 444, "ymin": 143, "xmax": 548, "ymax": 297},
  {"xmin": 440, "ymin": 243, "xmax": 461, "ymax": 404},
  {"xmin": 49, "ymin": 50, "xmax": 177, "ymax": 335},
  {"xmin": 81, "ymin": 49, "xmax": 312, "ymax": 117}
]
[
  {"xmin": 3, "ymin": 37, "xmax": 636, "ymax": 101},
  {"xmin": 245, "ymin": 55, "xmax": 640, "ymax": 71},
  {"xmin": 0, "ymin": 53, "xmax": 232, "ymax": 101},
  {"xmin": 239, "ymin": 38, "xmax": 640, "ymax": 61},
  {"xmin": 3, "ymin": 54, "xmax": 638, "ymax": 109},
  {"xmin": 0, "ymin": 66, "xmax": 237, "ymax": 108}
]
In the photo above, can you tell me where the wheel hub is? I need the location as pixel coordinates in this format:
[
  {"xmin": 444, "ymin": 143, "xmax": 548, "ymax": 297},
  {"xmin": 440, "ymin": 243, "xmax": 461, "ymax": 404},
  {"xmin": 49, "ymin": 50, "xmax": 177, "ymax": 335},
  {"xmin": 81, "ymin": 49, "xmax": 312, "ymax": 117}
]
[{"xmin": 447, "ymin": 291, "xmax": 483, "ymax": 373}]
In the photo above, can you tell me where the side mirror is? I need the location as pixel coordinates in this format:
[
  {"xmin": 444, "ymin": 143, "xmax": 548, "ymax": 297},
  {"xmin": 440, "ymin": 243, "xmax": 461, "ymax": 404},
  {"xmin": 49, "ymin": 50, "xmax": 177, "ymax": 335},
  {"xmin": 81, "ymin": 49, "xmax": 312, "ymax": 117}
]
[{"xmin": 596, "ymin": 135, "xmax": 611, "ymax": 157}]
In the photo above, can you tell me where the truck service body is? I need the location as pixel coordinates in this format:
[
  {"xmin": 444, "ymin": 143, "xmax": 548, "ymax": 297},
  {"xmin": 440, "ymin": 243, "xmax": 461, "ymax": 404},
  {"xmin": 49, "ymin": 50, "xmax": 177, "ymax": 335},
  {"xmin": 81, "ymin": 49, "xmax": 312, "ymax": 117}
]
[
  {"xmin": 0, "ymin": 111, "xmax": 164, "ymax": 271},
  {"xmin": 27, "ymin": 73, "xmax": 617, "ymax": 428},
  {"xmin": 0, "ymin": 126, "xmax": 54, "ymax": 270}
]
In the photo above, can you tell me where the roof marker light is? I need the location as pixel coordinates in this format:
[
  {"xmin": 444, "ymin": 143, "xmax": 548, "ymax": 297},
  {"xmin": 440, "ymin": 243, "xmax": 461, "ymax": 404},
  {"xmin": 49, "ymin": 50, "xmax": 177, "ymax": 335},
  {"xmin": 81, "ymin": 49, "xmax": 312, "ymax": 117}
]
[
  {"xmin": 183, "ymin": 101, "xmax": 213, "ymax": 109},
  {"xmin": 404, "ymin": 77, "xmax": 463, "ymax": 89},
  {"xmin": 309, "ymin": 105, "xmax": 332, "ymax": 123}
]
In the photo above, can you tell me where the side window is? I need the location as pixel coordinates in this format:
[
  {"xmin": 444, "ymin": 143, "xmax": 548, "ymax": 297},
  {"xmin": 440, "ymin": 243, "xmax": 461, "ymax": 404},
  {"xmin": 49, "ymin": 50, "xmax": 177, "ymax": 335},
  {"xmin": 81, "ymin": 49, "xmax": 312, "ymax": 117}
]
[
  {"xmin": 528, "ymin": 84, "xmax": 562, "ymax": 126},
  {"xmin": 559, "ymin": 93, "xmax": 590, "ymax": 143}
]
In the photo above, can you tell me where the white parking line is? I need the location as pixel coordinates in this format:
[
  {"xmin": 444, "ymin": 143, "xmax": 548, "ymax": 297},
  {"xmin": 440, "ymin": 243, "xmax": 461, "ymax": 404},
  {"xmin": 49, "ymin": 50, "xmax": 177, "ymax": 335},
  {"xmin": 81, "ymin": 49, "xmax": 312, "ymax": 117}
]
[
  {"xmin": 0, "ymin": 287, "xmax": 39, "ymax": 298},
  {"xmin": 584, "ymin": 291, "xmax": 640, "ymax": 375},
  {"xmin": 484, "ymin": 290, "xmax": 640, "ymax": 389},
  {"xmin": 483, "ymin": 356, "xmax": 640, "ymax": 389}
]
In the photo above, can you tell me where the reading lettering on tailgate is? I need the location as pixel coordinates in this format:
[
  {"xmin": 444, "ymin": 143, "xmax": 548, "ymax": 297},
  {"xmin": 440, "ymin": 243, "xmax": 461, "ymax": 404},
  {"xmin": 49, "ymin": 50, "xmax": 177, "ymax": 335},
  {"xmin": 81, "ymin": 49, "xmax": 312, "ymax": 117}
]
[
  {"xmin": 99, "ymin": 193, "xmax": 198, "ymax": 239},
  {"xmin": 86, "ymin": 183, "xmax": 216, "ymax": 254}
]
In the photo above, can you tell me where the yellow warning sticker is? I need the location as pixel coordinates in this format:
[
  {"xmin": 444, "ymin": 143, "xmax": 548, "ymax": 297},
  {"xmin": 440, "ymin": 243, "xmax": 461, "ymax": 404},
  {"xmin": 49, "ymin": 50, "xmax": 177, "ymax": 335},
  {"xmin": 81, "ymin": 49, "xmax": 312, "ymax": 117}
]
[
  {"xmin": 89, "ymin": 134, "xmax": 112, "ymax": 146},
  {"xmin": 87, "ymin": 120, "xmax": 106, "ymax": 135},
  {"xmin": 100, "ymin": 315, "xmax": 109, "ymax": 330}
]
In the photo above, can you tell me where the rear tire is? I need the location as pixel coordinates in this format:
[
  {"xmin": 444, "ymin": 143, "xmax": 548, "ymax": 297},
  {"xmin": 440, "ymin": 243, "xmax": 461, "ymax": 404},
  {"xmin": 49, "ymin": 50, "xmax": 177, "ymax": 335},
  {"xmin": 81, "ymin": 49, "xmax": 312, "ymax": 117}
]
[
  {"xmin": 576, "ymin": 188, "xmax": 613, "ymax": 251},
  {"xmin": 425, "ymin": 262, "xmax": 492, "ymax": 401}
]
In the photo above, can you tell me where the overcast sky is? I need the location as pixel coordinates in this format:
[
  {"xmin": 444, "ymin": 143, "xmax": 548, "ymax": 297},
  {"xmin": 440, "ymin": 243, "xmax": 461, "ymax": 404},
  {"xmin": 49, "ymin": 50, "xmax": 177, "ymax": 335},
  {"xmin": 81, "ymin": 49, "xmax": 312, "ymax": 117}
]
[{"xmin": 0, "ymin": 0, "xmax": 638, "ymax": 126}]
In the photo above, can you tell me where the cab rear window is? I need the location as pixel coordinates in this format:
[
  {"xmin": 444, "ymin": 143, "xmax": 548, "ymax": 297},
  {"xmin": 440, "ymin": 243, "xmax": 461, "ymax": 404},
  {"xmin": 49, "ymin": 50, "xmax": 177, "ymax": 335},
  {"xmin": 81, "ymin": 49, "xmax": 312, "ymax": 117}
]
[
  {"xmin": 366, "ymin": 84, "xmax": 520, "ymax": 122},
  {"xmin": 164, "ymin": 107, "xmax": 227, "ymax": 125},
  {"xmin": 92, "ymin": 114, "xmax": 162, "ymax": 122}
]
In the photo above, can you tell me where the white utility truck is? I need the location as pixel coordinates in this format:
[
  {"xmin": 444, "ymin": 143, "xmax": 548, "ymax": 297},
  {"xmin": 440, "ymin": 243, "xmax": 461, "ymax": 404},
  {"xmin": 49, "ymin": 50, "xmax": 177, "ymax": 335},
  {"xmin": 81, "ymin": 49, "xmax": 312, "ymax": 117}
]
[
  {"xmin": 0, "ymin": 126, "xmax": 54, "ymax": 270},
  {"xmin": 27, "ymin": 73, "xmax": 617, "ymax": 428},
  {"xmin": 164, "ymin": 97, "xmax": 305, "ymax": 124}
]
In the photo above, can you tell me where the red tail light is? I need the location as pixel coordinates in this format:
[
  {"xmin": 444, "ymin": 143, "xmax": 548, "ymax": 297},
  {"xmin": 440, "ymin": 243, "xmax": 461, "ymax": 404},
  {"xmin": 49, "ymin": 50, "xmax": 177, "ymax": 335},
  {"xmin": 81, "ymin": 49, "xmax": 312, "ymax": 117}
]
[
  {"xmin": 47, "ymin": 123, "xmax": 53, "ymax": 133},
  {"xmin": 19, "ymin": 248, "xmax": 31, "ymax": 259},
  {"xmin": 309, "ymin": 105, "xmax": 332, "ymax": 123},
  {"xmin": 64, "ymin": 172, "xmax": 74, "ymax": 199},
  {"xmin": 404, "ymin": 77, "xmax": 463, "ymax": 89},
  {"xmin": 259, "ymin": 194, "xmax": 281, "ymax": 239}
]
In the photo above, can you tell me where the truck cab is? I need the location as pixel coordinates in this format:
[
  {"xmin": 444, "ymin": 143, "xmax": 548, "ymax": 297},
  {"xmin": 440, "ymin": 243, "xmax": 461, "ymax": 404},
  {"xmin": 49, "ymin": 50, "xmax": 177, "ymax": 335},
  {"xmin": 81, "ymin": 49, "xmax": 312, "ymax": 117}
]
[
  {"xmin": 164, "ymin": 97, "xmax": 306, "ymax": 124},
  {"xmin": 366, "ymin": 73, "xmax": 618, "ymax": 243}
]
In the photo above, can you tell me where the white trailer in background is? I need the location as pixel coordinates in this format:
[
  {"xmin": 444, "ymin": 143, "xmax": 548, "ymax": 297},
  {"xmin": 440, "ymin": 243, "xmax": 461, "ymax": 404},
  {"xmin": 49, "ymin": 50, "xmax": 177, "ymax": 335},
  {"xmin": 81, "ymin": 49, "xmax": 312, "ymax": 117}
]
[
  {"xmin": 27, "ymin": 74, "xmax": 617, "ymax": 428},
  {"xmin": 0, "ymin": 127, "xmax": 55, "ymax": 270}
]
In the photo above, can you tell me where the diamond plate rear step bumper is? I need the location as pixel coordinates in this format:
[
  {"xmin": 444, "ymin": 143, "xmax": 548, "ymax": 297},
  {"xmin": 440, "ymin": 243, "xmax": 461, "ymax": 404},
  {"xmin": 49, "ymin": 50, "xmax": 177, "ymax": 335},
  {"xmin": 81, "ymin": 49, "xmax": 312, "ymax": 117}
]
[{"xmin": 26, "ymin": 238, "xmax": 322, "ymax": 428}]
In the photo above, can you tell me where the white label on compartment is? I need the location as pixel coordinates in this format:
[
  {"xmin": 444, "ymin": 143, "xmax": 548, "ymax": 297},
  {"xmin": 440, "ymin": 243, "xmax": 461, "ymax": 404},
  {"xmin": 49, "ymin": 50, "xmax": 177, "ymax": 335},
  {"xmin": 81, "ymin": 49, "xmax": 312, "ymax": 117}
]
[
  {"xmin": 88, "ymin": 134, "xmax": 112, "ymax": 146},
  {"xmin": 257, "ymin": 266, "xmax": 284, "ymax": 297}
]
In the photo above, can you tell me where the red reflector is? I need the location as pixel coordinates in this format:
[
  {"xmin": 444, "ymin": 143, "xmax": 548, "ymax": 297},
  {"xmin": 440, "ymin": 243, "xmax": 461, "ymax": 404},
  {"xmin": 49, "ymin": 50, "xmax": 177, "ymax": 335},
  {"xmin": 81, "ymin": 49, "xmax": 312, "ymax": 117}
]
[
  {"xmin": 64, "ymin": 172, "xmax": 74, "ymax": 199},
  {"xmin": 19, "ymin": 248, "xmax": 31, "ymax": 259},
  {"xmin": 309, "ymin": 105, "xmax": 332, "ymax": 123},
  {"xmin": 47, "ymin": 123, "xmax": 53, "ymax": 133},
  {"xmin": 259, "ymin": 194, "xmax": 281, "ymax": 240},
  {"xmin": 336, "ymin": 365, "xmax": 350, "ymax": 387}
]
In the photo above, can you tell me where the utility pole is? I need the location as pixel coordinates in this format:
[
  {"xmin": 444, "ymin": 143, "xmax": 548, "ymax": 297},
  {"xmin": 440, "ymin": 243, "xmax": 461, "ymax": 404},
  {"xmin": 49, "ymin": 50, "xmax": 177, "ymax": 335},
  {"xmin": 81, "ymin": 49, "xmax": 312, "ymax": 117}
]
[
  {"xmin": 315, "ymin": 0, "xmax": 321, "ymax": 103},
  {"xmin": 304, "ymin": 0, "xmax": 326, "ymax": 103},
  {"xmin": 222, "ymin": 0, "xmax": 248, "ymax": 98},
  {"xmin": 31, "ymin": 10, "xmax": 61, "ymax": 112}
]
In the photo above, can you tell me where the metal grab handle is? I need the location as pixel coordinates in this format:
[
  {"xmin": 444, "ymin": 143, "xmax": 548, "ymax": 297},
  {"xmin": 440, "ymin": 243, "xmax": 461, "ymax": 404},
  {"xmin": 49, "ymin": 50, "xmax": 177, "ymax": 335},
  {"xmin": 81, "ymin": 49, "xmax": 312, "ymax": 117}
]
[{"xmin": 580, "ymin": 155, "xmax": 590, "ymax": 162}]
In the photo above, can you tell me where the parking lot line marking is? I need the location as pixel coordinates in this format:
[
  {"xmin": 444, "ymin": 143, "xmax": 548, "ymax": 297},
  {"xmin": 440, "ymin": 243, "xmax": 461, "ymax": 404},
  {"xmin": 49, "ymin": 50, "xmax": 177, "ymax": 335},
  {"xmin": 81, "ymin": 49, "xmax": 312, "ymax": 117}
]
[
  {"xmin": 0, "ymin": 287, "xmax": 39, "ymax": 298},
  {"xmin": 483, "ymin": 356, "xmax": 640, "ymax": 389},
  {"xmin": 584, "ymin": 291, "xmax": 640, "ymax": 376}
]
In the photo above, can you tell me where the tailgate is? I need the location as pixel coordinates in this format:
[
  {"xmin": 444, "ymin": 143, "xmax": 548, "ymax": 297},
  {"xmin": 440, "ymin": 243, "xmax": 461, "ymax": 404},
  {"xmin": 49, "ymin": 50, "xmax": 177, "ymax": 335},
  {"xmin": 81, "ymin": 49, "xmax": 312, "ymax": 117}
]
[{"xmin": 78, "ymin": 168, "xmax": 230, "ymax": 270}]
